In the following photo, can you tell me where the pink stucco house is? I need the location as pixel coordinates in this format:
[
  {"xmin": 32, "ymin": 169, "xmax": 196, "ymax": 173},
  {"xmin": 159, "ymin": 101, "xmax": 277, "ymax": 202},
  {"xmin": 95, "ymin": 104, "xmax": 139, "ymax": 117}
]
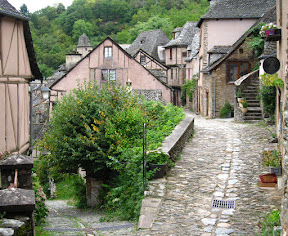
[
  {"xmin": 0, "ymin": 0, "xmax": 42, "ymax": 154},
  {"xmin": 50, "ymin": 37, "xmax": 172, "ymax": 104}
]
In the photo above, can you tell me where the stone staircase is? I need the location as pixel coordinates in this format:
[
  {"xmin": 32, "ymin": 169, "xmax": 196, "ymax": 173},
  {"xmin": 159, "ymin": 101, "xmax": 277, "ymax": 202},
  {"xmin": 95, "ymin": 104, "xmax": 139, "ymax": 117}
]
[{"xmin": 241, "ymin": 80, "xmax": 263, "ymax": 122}]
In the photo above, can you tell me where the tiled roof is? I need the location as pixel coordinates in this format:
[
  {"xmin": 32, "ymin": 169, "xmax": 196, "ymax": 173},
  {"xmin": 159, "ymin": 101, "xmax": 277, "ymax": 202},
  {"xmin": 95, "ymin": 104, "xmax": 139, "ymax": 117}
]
[
  {"xmin": 0, "ymin": 0, "xmax": 29, "ymax": 21},
  {"xmin": 126, "ymin": 29, "xmax": 170, "ymax": 61},
  {"xmin": 185, "ymin": 33, "xmax": 200, "ymax": 62},
  {"xmin": 197, "ymin": 0, "xmax": 275, "ymax": 27},
  {"xmin": 78, "ymin": 33, "xmax": 92, "ymax": 47},
  {"xmin": 165, "ymin": 22, "xmax": 199, "ymax": 48},
  {"xmin": 208, "ymin": 46, "xmax": 232, "ymax": 54}
]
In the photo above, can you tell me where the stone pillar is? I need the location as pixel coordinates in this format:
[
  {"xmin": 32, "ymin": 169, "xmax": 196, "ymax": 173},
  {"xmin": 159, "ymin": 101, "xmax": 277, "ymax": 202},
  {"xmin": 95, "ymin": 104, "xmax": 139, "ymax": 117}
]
[{"xmin": 86, "ymin": 177, "xmax": 102, "ymax": 208}]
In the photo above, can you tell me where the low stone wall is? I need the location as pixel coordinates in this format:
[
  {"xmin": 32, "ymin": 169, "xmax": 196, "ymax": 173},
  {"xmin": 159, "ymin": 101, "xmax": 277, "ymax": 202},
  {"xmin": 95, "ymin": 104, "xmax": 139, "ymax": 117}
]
[
  {"xmin": 0, "ymin": 217, "xmax": 33, "ymax": 236},
  {"xmin": 161, "ymin": 111, "xmax": 195, "ymax": 161},
  {"xmin": 138, "ymin": 111, "xmax": 194, "ymax": 229}
]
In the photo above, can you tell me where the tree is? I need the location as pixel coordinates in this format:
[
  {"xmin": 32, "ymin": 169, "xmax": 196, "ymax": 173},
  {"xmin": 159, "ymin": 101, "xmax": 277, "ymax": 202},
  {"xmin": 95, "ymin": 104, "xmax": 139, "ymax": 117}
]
[
  {"xmin": 40, "ymin": 82, "xmax": 144, "ymax": 179},
  {"xmin": 128, "ymin": 15, "xmax": 174, "ymax": 43},
  {"xmin": 20, "ymin": 4, "xmax": 30, "ymax": 16},
  {"xmin": 72, "ymin": 19, "xmax": 94, "ymax": 42}
]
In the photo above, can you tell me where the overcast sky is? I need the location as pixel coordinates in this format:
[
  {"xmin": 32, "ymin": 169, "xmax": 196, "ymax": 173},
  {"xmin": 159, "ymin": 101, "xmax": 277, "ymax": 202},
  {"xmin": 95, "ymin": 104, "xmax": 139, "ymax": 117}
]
[{"xmin": 8, "ymin": 0, "xmax": 74, "ymax": 13}]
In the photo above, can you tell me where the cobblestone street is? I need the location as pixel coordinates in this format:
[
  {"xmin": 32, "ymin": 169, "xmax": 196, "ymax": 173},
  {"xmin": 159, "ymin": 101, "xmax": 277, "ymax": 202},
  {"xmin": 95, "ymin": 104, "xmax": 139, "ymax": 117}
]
[{"xmin": 138, "ymin": 115, "xmax": 281, "ymax": 235}]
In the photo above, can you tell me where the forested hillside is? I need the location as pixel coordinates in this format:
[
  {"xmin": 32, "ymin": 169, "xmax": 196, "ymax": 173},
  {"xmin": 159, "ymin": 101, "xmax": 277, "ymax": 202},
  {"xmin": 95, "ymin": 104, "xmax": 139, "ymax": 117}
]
[{"xmin": 20, "ymin": 0, "xmax": 209, "ymax": 77}]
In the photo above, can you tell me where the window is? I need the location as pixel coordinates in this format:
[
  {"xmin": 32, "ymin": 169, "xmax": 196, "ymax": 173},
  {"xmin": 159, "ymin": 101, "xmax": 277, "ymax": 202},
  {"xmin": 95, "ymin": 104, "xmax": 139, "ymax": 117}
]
[
  {"xmin": 102, "ymin": 69, "xmax": 116, "ymax": 81},
  {"xmin": 140, "ymin": 55, "xmax": 146, "ymax": 64},
  {"xmin": 104, "ymin": 46, "xmax": 112, "ymax": 58},
  {"xmin": 170, "ymin": 48, "xmax": 172, "ymax": 59},
  {"xmin": 182, "ymin": 52, "xmax": 187, "ymax": 57},
  {"xmin": 227, "ymin": 61, "xmax": 250, "ymax": 82}
]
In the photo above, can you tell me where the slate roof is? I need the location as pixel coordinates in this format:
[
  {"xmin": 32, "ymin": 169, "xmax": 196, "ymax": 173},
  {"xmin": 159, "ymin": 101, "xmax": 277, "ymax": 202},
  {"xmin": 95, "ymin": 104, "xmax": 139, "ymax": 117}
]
[
  {"xmin": 126, "ymin": 29, "xmax": 170, "ymax": 61},
  {"xmin": 0, "ymin": 0, "xmax": 29, "ymax": 21},
  {"xmin": 78, "ymin": 33, "xmax": 92, "ymax": 47},
  {"xmin": 165, "ymin": 22, "xmax": 200, "ymax": 48},
  {"xmin": 185, "ymin": 33, "xmax": 200, "ymax": 62},
  {"xmin": 201, "ymin": 5, "xmax": 276, "ymax": 73},
  {"xmin": 0, "ymin": 0, "xmax": 42, "ymax": 80},
  {"xmin": 208, "ymin": 46, "xmax": 232, "ymax": 54},
  {"xmin": 197, "ymin": 0, "xmax": 276, "ymax": 27}
]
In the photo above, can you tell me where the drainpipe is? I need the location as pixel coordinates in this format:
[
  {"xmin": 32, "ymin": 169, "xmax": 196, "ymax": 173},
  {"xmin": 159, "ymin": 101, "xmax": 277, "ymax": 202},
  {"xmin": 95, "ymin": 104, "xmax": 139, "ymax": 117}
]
[
  {"xmin": 28, "ymin": 79, "xmax": 43, "ymax": 156},
  {"xmin": 207, "ymin": 72, "xmax": 216, "ymax": 118}
]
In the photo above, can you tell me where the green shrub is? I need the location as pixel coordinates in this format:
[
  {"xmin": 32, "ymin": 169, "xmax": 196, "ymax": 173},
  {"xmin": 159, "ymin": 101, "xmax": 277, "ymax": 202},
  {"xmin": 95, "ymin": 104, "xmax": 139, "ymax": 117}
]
[
  {"xmin": 258, "ymin": 85, "xmax": 276, "ymax": 116},
  {"xmin": 181, "ymin": 78, "xmax": 197, "ymax": 104},
  {"xmin": 55, "ymin": 174, "xmax": 87, "ymax": 208},
  {"xmin": 262, "ymin": 150, "xmax": 281, "ymax": 167},
  {"xmin": 37, "ymin": 82, "xmax": 185, "ymax": 221},
  {"xmin": 237, "ymin": 89, "xmax": 242, "ymax": 98},
  {"xmin": 33, "ymin": 175, "xmax": 48, "ymax": 226},
  {"xmin": 242, "ymin": 99, "xmax": 248, "ymax": 108},
  {"xmin": 220, "ymin": 101, "xmax": 232, "ymax": 118},
  {"xmin": 259, "ymin": 209, "xmax": 281, "ymax": 235}
]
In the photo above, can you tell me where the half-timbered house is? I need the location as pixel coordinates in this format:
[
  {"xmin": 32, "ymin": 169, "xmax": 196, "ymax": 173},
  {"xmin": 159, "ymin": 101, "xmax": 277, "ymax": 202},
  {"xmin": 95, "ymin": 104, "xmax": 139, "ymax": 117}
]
[{"xmin": 0, "ymin": 0, "xmax": 42, "ymax": 154}]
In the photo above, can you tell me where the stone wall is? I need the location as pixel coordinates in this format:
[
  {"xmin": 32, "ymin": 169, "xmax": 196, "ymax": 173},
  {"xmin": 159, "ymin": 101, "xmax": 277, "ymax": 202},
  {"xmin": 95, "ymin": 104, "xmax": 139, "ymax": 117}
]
[
  {"xmin": 135, "ymin": 89, "xmax": 166, "ymax": 104},
  {"xmin": 0, "ymin": 155, "xmax": 35, "ymax": 235},
  {"xmin": 201, "ymin": 38, "xmax": 257, "ymax": 118},
  {"xmin": 161, "ymin": 112, "xmax": 195, "ymax": 161}
]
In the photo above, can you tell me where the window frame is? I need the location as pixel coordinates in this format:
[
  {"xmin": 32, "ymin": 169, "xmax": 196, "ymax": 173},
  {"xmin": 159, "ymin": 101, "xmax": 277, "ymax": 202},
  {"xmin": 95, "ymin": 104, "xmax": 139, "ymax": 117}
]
[
  {"xmin": 101, "ymin": 69, "xmax": 116, "ymax": 82},
  {"xmin": 104, "ymin": 46, "xmax": 113, "ymax": 59},
  {"xmin": 226, "ymin": 60, "xmax": 250, "ymax": 83},
  {"xmin": 140, "ymin": 55, "xmax": 146, "ymax": 64}
]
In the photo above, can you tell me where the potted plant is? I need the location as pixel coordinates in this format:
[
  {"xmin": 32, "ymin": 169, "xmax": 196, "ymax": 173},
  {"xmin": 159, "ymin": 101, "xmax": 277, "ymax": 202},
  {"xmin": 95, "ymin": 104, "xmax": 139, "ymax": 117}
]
[
  {"xmin": 237, "ymin": 89, "xmax": 244, "ymax": 103},
  {"xmin": 260, "ymin": 23, "xmax": 278, "ymax": 37},
  {"xmin": 262, "ymin": 150, "xmax": 282, "ymax": 176},
  {"xmin": 147, "ymin": 151, "xmax": 170, "ymax": 179},
  {"xmin": 220, "ymin": 101, "xmax": 232, "ymax": 118},
  {"xmin": 240, "ymin": 99, "xmax": 248, "ymax": 113}
]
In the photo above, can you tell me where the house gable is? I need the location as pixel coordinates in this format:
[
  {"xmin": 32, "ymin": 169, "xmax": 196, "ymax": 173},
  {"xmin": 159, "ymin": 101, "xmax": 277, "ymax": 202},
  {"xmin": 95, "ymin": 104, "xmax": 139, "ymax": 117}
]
[{"xmin": 51, "ymin": 37, "xmax": 172, "ymax": 103}]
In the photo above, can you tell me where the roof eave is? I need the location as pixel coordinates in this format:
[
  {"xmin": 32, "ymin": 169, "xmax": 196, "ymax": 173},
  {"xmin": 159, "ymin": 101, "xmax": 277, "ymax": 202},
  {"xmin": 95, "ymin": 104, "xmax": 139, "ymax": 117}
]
[{"xmin": 0, "ymin": 10, "xmax": 30, "ymax": 21}]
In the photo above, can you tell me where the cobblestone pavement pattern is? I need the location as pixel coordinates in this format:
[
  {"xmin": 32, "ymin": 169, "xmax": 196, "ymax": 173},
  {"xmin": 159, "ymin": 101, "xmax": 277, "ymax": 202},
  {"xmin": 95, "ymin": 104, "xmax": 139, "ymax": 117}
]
[
  {"xmin": 44, "ymin": 115, "xmax": 281, "ymax": 235},
  {"xmin": 137, "ymin": 115, "xmax": 281, "ymax": 235}
]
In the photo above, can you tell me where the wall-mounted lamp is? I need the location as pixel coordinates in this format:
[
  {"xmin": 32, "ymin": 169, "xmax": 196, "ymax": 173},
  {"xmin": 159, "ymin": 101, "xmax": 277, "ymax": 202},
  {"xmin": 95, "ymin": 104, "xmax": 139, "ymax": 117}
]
[{"xmin": 41, "ymin": 86, "xmax": 51, "ymax": 100}]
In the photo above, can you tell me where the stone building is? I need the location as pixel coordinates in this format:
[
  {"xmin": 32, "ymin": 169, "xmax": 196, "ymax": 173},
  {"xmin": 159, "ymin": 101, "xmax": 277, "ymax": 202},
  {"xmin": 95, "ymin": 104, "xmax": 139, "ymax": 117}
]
[
  {"xmin": 164, "ymin": 22, "xmax": 200, "ymax": 106},
  {"xmin": 197, "ymin": 0, "xmax": 276, "ymax": 118}
]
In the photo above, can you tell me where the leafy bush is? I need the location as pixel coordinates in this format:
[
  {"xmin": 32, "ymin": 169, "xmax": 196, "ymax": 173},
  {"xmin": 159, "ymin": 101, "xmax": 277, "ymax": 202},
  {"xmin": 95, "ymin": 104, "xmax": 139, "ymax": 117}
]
[
  {"xmin": 237, "ymin": 89, "xmax": 242, "ymax": 98},
  {"xmin": 259, "ymin": 209, "xmax": 281, "ymax": 235},
  {"xmin": 55, "ymin": 174, "xmax": 87, "ymax": 208},
  {"xmin": 262, "ymin": 150, "xmax": 281, "ymax": 167},
  {"xmin": 260, "ymin": 73, "xmax": 284, "ymax": 87},
  {"xmin": 181, "ymin": 78, "xmax": 197, "ymax": 104},
  {"xmin": 258, "ymin": 85, "xmax": 276, "ymax": 116},
  {"xmin": 37, "ymin": 82, "xmax": 185, "ymax": 221},
  {"xmin": 242, "ymin": 99, "xmax": 248, "ymax": 108},
  {"xmin": 33, "ymin": 175, "xmax": 48, "ymax": 226},
  {"xmin": 220, "ymin": 101, "xmax": 232, "ymax": 118},
  {"xmin": 147, "ymin": 151, "xmax": 170, "ymax": 164}
]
